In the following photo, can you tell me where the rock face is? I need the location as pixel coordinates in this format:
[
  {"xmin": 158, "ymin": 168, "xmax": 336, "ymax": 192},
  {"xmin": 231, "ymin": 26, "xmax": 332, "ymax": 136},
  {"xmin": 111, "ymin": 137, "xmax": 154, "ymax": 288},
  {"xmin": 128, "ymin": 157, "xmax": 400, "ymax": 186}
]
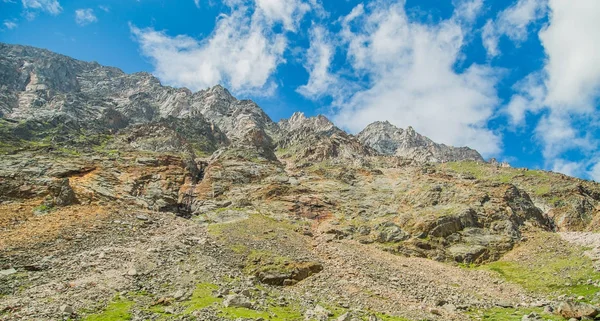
[{"xmin": 357, "ymin": 121, "xmax": 484, "ymax": 163}]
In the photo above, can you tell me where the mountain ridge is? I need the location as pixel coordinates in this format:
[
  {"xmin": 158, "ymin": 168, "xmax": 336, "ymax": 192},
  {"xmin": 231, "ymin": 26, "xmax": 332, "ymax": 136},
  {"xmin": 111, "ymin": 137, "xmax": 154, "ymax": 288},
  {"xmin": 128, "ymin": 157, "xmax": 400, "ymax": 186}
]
[{"xmin": 0, "ymin": 42, "xmax": 487, "ymax": 165}]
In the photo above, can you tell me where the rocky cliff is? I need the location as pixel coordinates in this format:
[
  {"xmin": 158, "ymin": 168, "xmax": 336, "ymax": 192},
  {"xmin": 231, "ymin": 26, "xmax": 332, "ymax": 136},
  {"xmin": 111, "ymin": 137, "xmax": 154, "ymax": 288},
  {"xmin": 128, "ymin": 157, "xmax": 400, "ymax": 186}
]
[{"xmin": 1, "ymin": 43, "xmax": 600, "ymax": 321}]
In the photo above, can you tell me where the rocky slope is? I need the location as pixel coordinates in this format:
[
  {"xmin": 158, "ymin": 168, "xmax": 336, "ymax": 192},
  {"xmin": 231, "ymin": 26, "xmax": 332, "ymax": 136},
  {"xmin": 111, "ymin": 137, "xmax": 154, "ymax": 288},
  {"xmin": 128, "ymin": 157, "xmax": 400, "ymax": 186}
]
[{"xmin": 1, "ymin": 43, "xmax": 600, "ymax": 321}]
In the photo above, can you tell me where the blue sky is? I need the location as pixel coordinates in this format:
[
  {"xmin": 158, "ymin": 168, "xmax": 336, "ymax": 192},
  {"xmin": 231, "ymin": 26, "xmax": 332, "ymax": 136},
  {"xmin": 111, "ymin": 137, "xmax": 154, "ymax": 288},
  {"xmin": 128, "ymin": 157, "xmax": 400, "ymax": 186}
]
[{"xmin": 1, "ymin": 0, "xmax": 600, "ymax": 180}]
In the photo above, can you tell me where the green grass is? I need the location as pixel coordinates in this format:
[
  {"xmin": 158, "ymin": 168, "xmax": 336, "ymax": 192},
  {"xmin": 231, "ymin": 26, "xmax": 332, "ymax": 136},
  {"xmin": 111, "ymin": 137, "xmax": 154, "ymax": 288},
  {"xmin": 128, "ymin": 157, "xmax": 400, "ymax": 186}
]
[
  {"xmin": 58, "ymin": 147, "xmax": 82, "ymax": 156},
  {"xmin": 533, "ymin": 184, "xmax": 551, "ymax": 196},
  {"xmin": 84, "ymin": 298, "xmax": 134, "ymax": 321},
  {"xmin": 444, "ymin": 161, "xmax": 488, "ymax": 179},
  {"xmin": 183, "ymin": 283, "xmax": 220, "ymax": 313},
  {"xmin": 33, "ymin": 204, "xmax": 53, "ymax": 214},
  {"xmin": 480, "ymin": 233, "xmax": 600, "ymax": 300},
  {"xmin": 375, "ymin": 313, "xmax": 413, "ymax": 321},
  {"xmin": 180, "ymin": 282, "xmax": 305, "ymax": 320},
  {"xmin": 469, "ymin": 307, "xmax": 562, "ymax": 321}
]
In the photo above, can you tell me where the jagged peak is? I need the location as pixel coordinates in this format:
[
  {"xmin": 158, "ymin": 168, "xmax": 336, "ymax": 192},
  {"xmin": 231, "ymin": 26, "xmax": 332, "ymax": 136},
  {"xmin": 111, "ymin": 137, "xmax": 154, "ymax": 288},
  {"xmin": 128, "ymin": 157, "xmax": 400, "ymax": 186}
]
[
  {"xmin": 280, "ymin": 112, "xmax": 334, "ymax": 133},
  {"xmin": 206, "ymin": 84, "xmax": 234, "ymax": 99},
  {"xmin": 358, "ymin": 121, "xmax": 483, "ymax": 162}
]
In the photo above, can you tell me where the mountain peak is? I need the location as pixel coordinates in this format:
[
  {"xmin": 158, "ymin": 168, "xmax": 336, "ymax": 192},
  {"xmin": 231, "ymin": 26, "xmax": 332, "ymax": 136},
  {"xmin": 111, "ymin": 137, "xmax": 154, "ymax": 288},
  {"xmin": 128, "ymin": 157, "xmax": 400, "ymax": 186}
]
[
  {"xmin": 279, "ymin": 112, "xmax": 334, "ymax": 133},
  {"xmin": 358, "ymin": 121, "xmax": 484, "ymax": 163}
]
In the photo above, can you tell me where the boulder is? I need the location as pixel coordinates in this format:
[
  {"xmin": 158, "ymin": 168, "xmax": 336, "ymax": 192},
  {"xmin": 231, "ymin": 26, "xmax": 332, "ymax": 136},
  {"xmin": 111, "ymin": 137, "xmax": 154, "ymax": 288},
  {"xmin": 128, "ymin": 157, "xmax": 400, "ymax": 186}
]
[
  {"xmin": 49, "ymin": 178, "xmax": 78, "ymax": 206},
  {"xmin": 223, "ymin": 294, "xmax": 253, "ymax": 309},
  {"xmin": 304, "ymin": 305, "xmax": 332, "ymax": 321},
  {"xmin": 556, "ymin": 301, "xmax": 600, "ymax": 319},
  {"xmin": 376, "ymin": 222, "xmax": 409, "ymax": 243}
]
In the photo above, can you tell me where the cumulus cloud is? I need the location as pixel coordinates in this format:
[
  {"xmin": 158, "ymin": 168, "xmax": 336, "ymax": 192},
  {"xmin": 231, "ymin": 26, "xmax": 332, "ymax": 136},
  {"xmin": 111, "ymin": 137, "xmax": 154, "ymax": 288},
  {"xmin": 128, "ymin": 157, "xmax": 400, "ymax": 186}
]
[
  {"xmin": 255, "ymin": 0, "xmax": 310, "ymax": 31},
  {"xmin": 21, "ymin": 0, "xmax": 62, "ymax": 16},
  {"xmin": 589, "ymin": 162, "xmax": 600, "ymax": 182},
  {"xmin": 482, "ymin": 0, "xmax": 547, "ymax": 57},
  {"xmin": 504, "ymin": 0, "xmax": 600, "ymax": 177},
  {"xmin": 75, "ymin": 8, "xmax": 97, "ymax": 26},
  {"xmin": 297, "ymin": 0, "xmax": 501, "ymax": 156},
  {"xmin": 3, "ymin": 20, "xmax": 18, "ymax": 30},
  {"xmin": 453, "ymin": 0, "xmax": 483, "ymax": 23},
  {"xmin": 131, "ymin": 0, "xmax": 314, "ymax": 94},
  {"xmin": 296, "ymin": 25, "xmax": 337, "ymax": 98}
]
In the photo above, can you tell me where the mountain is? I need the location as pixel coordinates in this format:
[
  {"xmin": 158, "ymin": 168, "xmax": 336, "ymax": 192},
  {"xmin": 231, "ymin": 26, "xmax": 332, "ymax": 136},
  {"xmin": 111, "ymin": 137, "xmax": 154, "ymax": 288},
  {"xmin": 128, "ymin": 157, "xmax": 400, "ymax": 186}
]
[
  {"xmin": 358, "ymin": 121, "xmax": 484, "ymax": 163},
  {"xmin": 1, "ymin": 43, "xmax": 600, "ymax": 321}
]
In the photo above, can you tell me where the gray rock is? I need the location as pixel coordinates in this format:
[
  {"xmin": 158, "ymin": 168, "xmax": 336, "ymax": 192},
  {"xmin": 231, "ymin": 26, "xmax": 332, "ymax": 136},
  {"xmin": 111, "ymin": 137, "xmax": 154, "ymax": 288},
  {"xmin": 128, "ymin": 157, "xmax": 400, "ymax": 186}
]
[
  {"xmin": 0, "ymin": 268, "xmax": 17, "ymax": 276},
  {"xmin": 557, "ymin": 301, "xmax": 600, "ymax": 319},
  {"xmin": 304, "ymin": 305, "xmax": 332, "ymax": 321},
  {"xmin": 521, "ymin": 312, "xmax": 542, "ymax": 321},
  {"xmin": 59, "ymin": 305, "xmax": 74, "ymax": 314},
  {"xmin": 173, "ymin": 290, "xmax": 186, "ymax": 301},
  {"xmin": 223, "ymin": 294, "xmax": 253, "ymax": 309},
  {"xmin": 136, "ymin": 157, "xmax": 159, "ymax": 166},
  {"xmin": 51, "ymin": 178, "xmax": 78, "ymax": 206}
]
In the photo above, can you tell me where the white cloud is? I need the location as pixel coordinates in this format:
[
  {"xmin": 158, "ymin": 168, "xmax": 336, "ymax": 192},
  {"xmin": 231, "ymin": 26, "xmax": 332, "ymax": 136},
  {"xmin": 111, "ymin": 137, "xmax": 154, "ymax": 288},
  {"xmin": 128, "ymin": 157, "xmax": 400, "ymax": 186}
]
[
  {"xmin": 552, "ymin": 159, "xmax": 584, "ymax": 178},
  {"xmin": 589, "ymin": 162, "xmax": 600, "ymax": 182},
  {"xmin": 482, "ymin": 0, "xmax": 547, "ymax": 57},
  {"xmin": 193, "ymin": 0, "xmax": 199, "ymax": 8},
  {"xmin": 131, "ymin": 7, "xmax": 279, "ymax": 93},
  {"xmin": 504, "ymin": 0, "xmax": 600, "ymax": 178},
  {"xmin": 21, "ymin": 0, "xmax": 62, "ymax": 15},
  {"xmin": 75, "ymin": 8, "xmax": 97, "ymax": 26},
  {"xmin": 296, "ymin": 25, "xmax": 336, "ymax": 98},
  {"xmin": 255, "ymin": 0, "xmax": 310, "ymax": 31},
  {"xmin": 505, "ymin": 71, "xmax": 546, "ymax": 125},
  {"xmin": 297, "ymin": 1, "xmax": 501, "ymax": 156},
  {"xmin": 453, "ymin": 0, "xmax": 484, "ymax": 23},
  {"xmin": 98, "ymin": 5, "xmax": 109, "ymax": 12},
  {"xmin": 130, "ymin": 0, "xmax": 316, "ymax": 94},
  {"xmin": 540, "ymin": 0, "xmax": 600, "ymax": 112},
  {"xmin": 3, "ymin": 20, "xmax": 18, "ymax": 29}
]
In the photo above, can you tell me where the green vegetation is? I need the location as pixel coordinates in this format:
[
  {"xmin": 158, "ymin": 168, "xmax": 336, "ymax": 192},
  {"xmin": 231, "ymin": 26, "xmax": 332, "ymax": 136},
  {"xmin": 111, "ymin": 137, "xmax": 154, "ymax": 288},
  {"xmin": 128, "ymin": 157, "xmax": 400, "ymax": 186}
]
[
  {"xmin": 180, "ymin": 282, "xmax": 304, "ymax": 320},
  {"xmin": 444, "ymin": 161, "xmax": 489, "ymax": 180},
  {"xmin": 84, "ymin": 297, "xmax": 134, "ymax": 321},
  {"xmin": 33, "ymin": 204, "xmax": 53, "ymax": 214},
  {"xmin": 469, "ymin": 307, "xmax": 562, "ymax": 321},
  {"xmin": 533, "ymin": 184, "xmax": 551, "ymax": 196},
  {"xmin": 480, "ymin": 233, "xmax": 600, "ymax": 300},
  {"xmin": 244, "ymin": 249, "xmax": 295, "ymax": 274},
  {"xmin": 58, "ymin": 147, "xmax": 81, "ymax": 156},
  {"xmin": 375, "ymin": 313, "xmax": 413, "ymax": 321},
  {"xmin": 442, "ymin": 161, "xmax": 553, "ymax": 186},
  {"xmin": 183, "ymin": 283, "xmax": 220, "ymax": 313}
]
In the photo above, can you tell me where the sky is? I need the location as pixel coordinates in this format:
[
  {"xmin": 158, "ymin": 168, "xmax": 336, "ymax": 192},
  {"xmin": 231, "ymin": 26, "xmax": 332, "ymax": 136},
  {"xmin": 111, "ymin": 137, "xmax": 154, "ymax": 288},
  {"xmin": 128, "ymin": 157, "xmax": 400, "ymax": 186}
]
[{"xmin": 1, "ymin": 0, "xmax": 600, "ymax": 180}]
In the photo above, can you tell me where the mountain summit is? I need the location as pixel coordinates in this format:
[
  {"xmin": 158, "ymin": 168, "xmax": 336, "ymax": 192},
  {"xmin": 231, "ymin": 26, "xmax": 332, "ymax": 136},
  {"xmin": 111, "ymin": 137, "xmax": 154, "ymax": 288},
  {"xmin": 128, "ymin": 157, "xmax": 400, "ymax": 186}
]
[
  {"xmin": 1, "ymin": 43, "xmax": 600, "ymax": 321},
  {"xmin": 358, "ymin": 121, "xmax": 484, "ymax": 163}
]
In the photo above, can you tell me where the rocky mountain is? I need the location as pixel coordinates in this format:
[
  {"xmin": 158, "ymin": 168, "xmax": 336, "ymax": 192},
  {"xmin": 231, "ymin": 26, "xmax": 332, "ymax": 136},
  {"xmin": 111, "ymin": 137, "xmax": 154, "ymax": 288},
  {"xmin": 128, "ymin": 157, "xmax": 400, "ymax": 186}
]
[
  {"xmin": 358, "ymin": 121, "xmax": 485, "ymax": 163},
  {"xmin": 1, "ymin": 43, "xmax": 600, "ymax": 321}
]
